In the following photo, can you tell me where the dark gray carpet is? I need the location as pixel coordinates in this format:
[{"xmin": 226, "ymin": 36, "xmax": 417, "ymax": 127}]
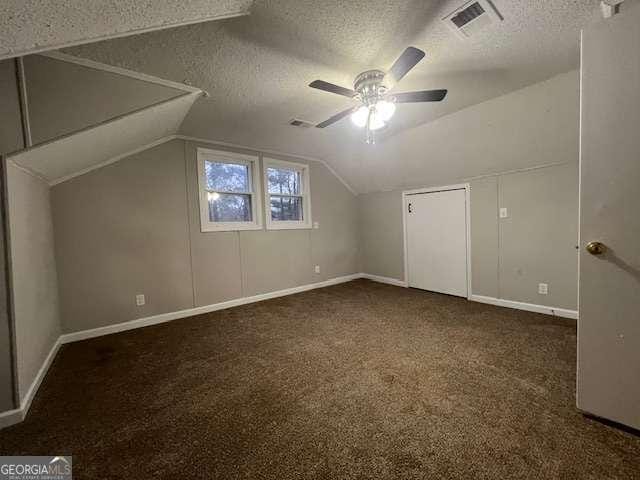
[{"xmin": 1, "ymin": 279, "xmax": 638, "ymax": 479}]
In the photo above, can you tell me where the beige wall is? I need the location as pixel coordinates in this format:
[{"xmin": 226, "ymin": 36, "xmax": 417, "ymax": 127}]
[
  {"xmin": 357, "ymin": 71, "xmax": 580, "ymax": 311},
  {"xmin": 358, "ymin": 190, "xmax": 404, "ymax": 281},
  {"xmin": 0, "ymin": 166, "xmax": 16, "ymax": 412},
  {"xmin": 470, "ymin": 177, "xmax": 499, "ymax": 298},
  {"xmin": 498, "ymin": 164, "xmax": 578, "ymax": 309},
  {"xmin": 25, "ymin": 55, "xmax": 183, "ymax": 145},
  {"xmin": 0, "ymin": 58, "xmax": 24, "ymax": 412},
  {"xmin": 0, "ymin": 59, "xmax": 24, "ymax": 156},
  {"xmin": 52, "ymin": 139, "xmax": 359, "ymax": 334},
  {"xmin": 52, "ymin": 140, "xmax": 193, "ymax": 333},
  {"xmin": 358, "ymin": 164, "xmax": 579, "ymax": 310},
  {"xmin": 7, "ymin": 163, "xmax": 61, "ymax": 402},
  {"xmin": 348, "ymin": 70, "xmax": 579, "ymax": 194}
]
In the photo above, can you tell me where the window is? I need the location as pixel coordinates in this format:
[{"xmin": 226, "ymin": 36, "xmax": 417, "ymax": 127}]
[
  {"xmin": 197, "ymin": 148, "xmax": 262, "ymax": 232},
  {"xmin": 263, "ymin": 158, "xmax": 312, "ymax": 229}
]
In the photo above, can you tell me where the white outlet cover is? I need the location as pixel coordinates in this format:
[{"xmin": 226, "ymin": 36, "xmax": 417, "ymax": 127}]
[
  {"xmin": 313, "ymin": 221, "xmax": 320, "ymax": 229},
  {"xmin": 314, "ymin": 265, "xmax": 320, "ymax": 273},
  {"xmin": 538, "ymin": 283, "xmax": 548, "ymax": 295},
  {"xmin": 136, "ymin": 294, "xmax": 146, "ymax": 306},
  {"xmin": 499, "ymin": 207, "xmax": 508, "ymax": 218}
]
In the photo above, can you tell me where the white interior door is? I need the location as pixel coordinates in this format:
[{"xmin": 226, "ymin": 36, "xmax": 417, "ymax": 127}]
[
  {"xmin": 577, "ymin": 7, "xmax": 640, "ymax": 430},
  {"xmin": 406, "ymin": 188, "xmax": 468, "ymax": 297}
]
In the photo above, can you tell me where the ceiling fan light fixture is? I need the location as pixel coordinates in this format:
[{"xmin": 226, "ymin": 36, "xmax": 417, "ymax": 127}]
[
  {"xmin": 351, "ymin": 106, "xmax": 370, "ymax": 127},
  {"xmin": 368, "ymin": 108, "xmax": 386, "ymax": 131},
  {"xmin": 375, "ymin": 100, "xmax": 396, "ymax": 122}
]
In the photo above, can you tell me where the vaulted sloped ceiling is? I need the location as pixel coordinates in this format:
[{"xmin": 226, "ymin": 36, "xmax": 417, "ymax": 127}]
[
  {"xmin": 25, "ymin": 55, "xmax": 186, "ymax": 145},
  {"xmin": 0, "ymin": 0, "xmax": 252, "ymax": 60},
  {"xmin": 63, "ymin": 0, "xmax": 635, "ymax": 192}
]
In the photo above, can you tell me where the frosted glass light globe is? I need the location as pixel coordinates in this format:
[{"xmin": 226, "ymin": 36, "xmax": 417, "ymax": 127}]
[
  {"xmin": 351, "ymin": 106, "xmax": 369, "ymax": 127},
  {"xmin": 368, "ymin": 109, "xmax": 386, "ymax": 130},
  {"xmin": 375, "ymin": 100, "xmax": 396, "ymax": 121}
]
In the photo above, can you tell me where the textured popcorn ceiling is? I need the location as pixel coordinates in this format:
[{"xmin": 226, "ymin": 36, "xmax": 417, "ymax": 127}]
[
  {"xmin": 65, "ymin": 0, "xmax": 635, "ymax": 192},
  {"xmin": 0, "ymin": 0, "xmax": 252, "ymax": 60}
]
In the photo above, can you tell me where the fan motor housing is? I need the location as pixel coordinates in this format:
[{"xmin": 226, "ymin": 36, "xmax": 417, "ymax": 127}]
[{"xmin": 354, "ymin": 70, "xmax": 387, "ymax": 104}]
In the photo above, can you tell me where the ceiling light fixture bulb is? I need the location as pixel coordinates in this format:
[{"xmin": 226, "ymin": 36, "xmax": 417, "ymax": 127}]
[
  {"xmin": 351, "ymin": 106, "xmax": 369, "ymax": 127},
  {"xmin": 375, "ymin": 100, "xmax": 396, "ymax": 122},
  {"xmin": 368, "ymin": 108, "xmax": 386, "ymax": 131}
]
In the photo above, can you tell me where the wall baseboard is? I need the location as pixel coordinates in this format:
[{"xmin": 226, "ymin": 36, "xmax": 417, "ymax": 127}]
[
  {"xmin": 360, "ymin": 273, "xmax": 408, "ymax": 287},
  {"xmin": 0, "ymin": 408, "xmax": 23, "ymax": 430},
  {"xmin": 469, "ymin": 294, "xmax": 578, "ymax": 320},
  {"xmin": 60, "ymin": 273, "xmax": 362, "ymax": 344},
  {"xmin": 0, "ymin": 336, "xmax": 61, "ymax": 429},
  {"xmin": 1, "ymin": 274, "xmax": 578, "ymax": 429}
]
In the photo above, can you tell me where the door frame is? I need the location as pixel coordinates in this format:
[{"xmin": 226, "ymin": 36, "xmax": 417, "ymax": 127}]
[{"xmin": 402, "ymin": 183, "xmax": 472, "ymax": 298}]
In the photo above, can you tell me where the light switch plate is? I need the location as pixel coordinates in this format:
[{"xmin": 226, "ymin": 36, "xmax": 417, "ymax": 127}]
[
  {"xmin": 136, "ymin": 294, "xmax": 146, "ymax": 306},
  {"xmin": 314, "ymin": 265, "xmax": 320, "ymax": 274},
  {"xmin": 538, "ymin": 283, "xmax": 548, "ymax": 295},
  {"xmin": 499, "ymin": 207, "xmax": 508, "ymax": 218}
]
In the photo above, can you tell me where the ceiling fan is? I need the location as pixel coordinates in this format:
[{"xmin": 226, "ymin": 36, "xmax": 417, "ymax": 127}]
[{"xmin": 309, "ymin": 47, "xmax": 447, "ymax": 144}]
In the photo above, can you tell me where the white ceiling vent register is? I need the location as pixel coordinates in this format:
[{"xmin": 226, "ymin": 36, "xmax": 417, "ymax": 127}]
[{"xmin": 443, "ymin": 0, "xmax": 503, "ymax": 39}]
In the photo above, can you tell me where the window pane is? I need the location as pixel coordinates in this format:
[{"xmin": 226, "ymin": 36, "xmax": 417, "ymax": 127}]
[
  {"xmin": 267, "ymin": 167, "xmax": 301, "ymax": 195},
  {"xmin": 270, "ymin": 195, "xmax": 303, "ymax": 221},
  {"xmin": 208, "ymin": 192, "xmax": 252, "ymax": 222},
  {"xmin": 205, "ymin": 160, "xmax": 250, "ymax": 192}
]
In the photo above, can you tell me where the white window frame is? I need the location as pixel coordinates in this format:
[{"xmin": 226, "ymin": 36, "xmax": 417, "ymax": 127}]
[
  {"xmin": 263, "ymin": 157, "xmax": 312, "ymax": 230},
  {"xmin": 197, "ymin": 148, "xmax": 263, "ymax": 232}
]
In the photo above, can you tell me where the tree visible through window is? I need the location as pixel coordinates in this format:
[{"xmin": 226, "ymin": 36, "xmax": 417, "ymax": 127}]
[
  {"xmin": 205, "ymin": 161, "xmax": 252, "ymax": 222},
  {"xmin": 267, "ymin": 167, "xmax": 303, "ymax": 221},
  {"xmin": 197, "ymin": 148, "xmax": 262, "ymax": 232}
]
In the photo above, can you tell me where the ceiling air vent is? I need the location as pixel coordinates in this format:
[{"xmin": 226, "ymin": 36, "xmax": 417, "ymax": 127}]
[
  {"xmin": 289, "ymin": 118, "xmax": 314, "ymax": 128},
  {"xmin": 443, "ymin": 0, "xmax": 503, "ymax": 39}
]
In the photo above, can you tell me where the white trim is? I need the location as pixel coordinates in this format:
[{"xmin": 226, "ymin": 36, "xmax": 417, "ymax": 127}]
[
  {"xmin": 196, "ymin": 147, "xmax": 263, "ymax": 232},
  {"xmin": 19, "ymin": 338, "xmax": 62, "ymax": 415},
  {"xmin": 61, "ymin": 274, "xmax": 361, "ymax": 344},
  {"xmin": 47, "ymin": 135, "xmax": 358, "ymax": 199},
  {"xmin": 263, "ymin": 157, "xmax": 312, "ymax": 230},
  {"xmin": 6, "ymin": 158, "xmax": 49, "ymax": 185},
  {"xmin": 360, "ymin": 273, "xmax": 408, "ymax": 287},
  {"xmin": 40, "ymin": 51, "xmax": 204, "ymax": 95},
  {"xmin": 0, "ymin": 10, "xmax": 250, "ymax": 62},
  {"xmin": 0, "ymin": 408, "xmax": 23, "ymax": 430},
  {"xmin": 178, "ymin": 135, "xmax": 357, "ymax": 196},
  {"xmin": 7, "ymin": 89, "xmax": 201, "ymax": 184},
  {"xmin": 49, "ymin": 135, "xmax": 177, "ymax": 186},
  {"xmin": 402, "ymin": 183, "xmax": 472, "ymax": 297},
  {"xmin": 469, "ymin": 295, "xmax": 578, "ymax": 320},
  {"xmin": 0, "ymin": 337, "xmax": 61, "ymax": 430},
  {"xmin": 461, "ymin": 161, "xmax": 574, "ymax": 182},
  {"xmin": 0, "ymin": 273, "xmax": 578, "ymax": 429},
  {"xmin": 0, "ymin": 273, "xmax": 361, "ymax": 428}
]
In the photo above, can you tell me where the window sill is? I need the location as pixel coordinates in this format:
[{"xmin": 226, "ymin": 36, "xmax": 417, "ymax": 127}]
[
  {"xmin": 265, "ymin": 221, "xmax": 312, "ymax": 231},
  {"xmin": 201, "ymin": 223, "xmax": 263, "ymax": 233}
]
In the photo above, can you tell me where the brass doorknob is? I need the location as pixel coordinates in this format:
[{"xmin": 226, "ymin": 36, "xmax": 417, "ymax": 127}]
[{"xmin": 586, "ymin": 241, "xmax": 606, "ymax": 255}]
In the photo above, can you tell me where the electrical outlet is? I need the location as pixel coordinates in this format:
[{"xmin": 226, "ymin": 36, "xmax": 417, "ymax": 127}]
[
  {"xmin": 499, "ymin": 207, "xmax": 508, "ymax": 218},
  {"xmin": 314, "ymin": 265, "xmax": 321, "ymax": 274},
  {"xmin": 538, "ymin": 283, "xmax": 548, "ymax": 295},
  {"xmin": 313, "ymin": 221, "xmax": 320, "ymax": 229},
  {"xmin": 136, "ymin": 294, "xmax": 146, "ymax": 306}
]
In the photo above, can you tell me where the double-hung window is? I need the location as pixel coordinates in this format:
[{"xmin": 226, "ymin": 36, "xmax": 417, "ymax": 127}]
[
  {"xmin": 197, "ymin": 148, "xmax": 262, "ymax": 232},
  {"xmin": 263, "ymin": 158, "xmax": 311, "ymax": 229}
]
